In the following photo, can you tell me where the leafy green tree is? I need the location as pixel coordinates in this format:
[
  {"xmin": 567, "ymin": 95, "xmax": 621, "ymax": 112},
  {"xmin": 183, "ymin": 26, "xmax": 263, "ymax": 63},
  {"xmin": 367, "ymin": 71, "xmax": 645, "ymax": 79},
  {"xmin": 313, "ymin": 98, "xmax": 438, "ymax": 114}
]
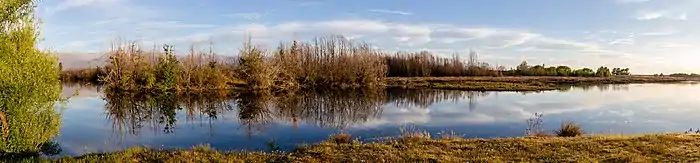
[
  {"xmin": 613, "ymin": 68, "xmax": 630, "ymax": 75},
  {"xmin": 516, "ymin": 61, "xmax": 531, "ymax": 75},
  {"xmin": 556, "ymin": 66, "xmax": 572, "ymax": 76},
  {"xmin": 573, "ymin": 68, "xmax": 595, "ymax": 77},
  {"xmin": 156, "ymin": 45, "xmax": 180, "ymax": 91},
  {"xmin": 0, "ymin": 0, "xmax": 63, "ymax": 154},
  {"xmin": 546, "ymin": 67, "xmax": 558, "ymax": 76},
  {"xmin": 596, "ymin": 66, "xmax": 612, "ymax": 77}
]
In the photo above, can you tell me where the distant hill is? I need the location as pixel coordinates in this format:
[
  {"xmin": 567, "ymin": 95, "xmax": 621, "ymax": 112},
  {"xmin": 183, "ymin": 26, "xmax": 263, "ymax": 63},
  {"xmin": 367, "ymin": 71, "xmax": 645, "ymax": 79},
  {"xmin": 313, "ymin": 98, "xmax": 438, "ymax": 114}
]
[
  {"xmin": 57, "ymin": 52, "xmax": 240, "ymax": 70},
  {"xmin": 57, "ymin": 52, "xmax": 108, "ymax": 70}
]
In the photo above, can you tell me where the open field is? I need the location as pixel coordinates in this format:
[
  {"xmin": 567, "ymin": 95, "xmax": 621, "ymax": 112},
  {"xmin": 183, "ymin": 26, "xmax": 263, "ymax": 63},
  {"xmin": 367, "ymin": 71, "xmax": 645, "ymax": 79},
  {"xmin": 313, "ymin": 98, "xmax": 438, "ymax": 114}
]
[
  {"xmin": 387, "ymin": 75, "xmax": 700, "ymax": 91},
  {"xmin": 8, "ymin": 134, "xmax": 699, "ymax": 162}
]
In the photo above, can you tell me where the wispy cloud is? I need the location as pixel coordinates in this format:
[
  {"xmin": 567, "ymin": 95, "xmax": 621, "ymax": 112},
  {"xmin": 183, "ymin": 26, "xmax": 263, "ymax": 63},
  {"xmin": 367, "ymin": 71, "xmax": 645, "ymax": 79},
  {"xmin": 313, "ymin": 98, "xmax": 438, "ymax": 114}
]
[
  {"xmin": 225, "ymin": 12, "xmax": 265, "ymax": 20},
  {"xmin": 368, "ymin": 9, "xmax": 413, "ymax": 15},
  {"xmin": 641, "ymin": 29, "xmax": 679, "ymax": 36},
  {"xmin": 636, "ymin": 11, "xmax": 687, "ymax": 20},
  {"xmin": 609, "ymin": 38, "xmax": 635, "ymax": 45},
  {"xmin": 93, "ymin": 18, "xmax": 129, "ymax": 26},
  {"xmin": 51, "ymin": 0, "xmax": 121, "ymax": 14},
  {"xmin": 138, "ymin": 21, "xmax": 217, "ymax": 29},
  {"xmin": 617, "ymin": 0, "xmax": 650, "ymax": 4}
]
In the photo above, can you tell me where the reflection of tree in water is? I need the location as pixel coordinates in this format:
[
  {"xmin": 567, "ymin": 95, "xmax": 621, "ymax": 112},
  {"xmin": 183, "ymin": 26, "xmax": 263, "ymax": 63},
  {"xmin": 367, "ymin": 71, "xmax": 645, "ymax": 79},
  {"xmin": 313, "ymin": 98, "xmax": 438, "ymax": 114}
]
[
  {"xmin": 270, "ymin": 89, "xmax": 386, "ymax": 129},
  {"xmin": 103, "ymin": 88, "xmax": 499, "ymax": 137},
  {"xmin": 386, "ymin": 88, "xmax": 490, "ymax": 111},
  {"xmin": 562, "ymin": 84, "xmax": 629, "ymax": 92},
  {"xmin": 104, "ymin": 90, "xmax": 234, "ymax": 139},
  {"xmin": 235, "ymin": 92, "xmax": 274, "ymax": 136}
]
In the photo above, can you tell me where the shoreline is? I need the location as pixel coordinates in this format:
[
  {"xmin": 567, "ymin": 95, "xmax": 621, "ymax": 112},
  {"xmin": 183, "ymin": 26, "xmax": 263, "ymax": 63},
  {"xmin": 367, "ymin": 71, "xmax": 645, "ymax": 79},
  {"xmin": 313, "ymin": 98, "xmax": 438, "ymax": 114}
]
[
  {"xmin": 16, "ymin": 134, "xmax": 700, "ymax": 162},
  {"xmin": 61, "ymin": 75, "xmax": 700, "ymax": 93},
  {"xmin": 387, "ymin": 76, "xmax": 700, "ymax": 91}
]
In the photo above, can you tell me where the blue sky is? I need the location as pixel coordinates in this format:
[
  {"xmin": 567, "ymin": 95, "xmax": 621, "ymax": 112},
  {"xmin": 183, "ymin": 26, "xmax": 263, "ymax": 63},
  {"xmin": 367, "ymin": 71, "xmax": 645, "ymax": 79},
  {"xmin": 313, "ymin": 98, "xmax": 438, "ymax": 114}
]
[{"xmin": 38, "ymin": 0, "xmax": 700, "ymax": 74}]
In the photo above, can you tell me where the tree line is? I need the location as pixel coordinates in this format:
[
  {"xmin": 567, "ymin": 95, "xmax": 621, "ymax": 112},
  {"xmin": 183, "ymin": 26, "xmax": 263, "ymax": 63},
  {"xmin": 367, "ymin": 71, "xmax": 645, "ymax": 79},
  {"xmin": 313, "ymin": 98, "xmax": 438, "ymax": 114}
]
[
  {"xmin": 60, "ymin": 36, "xmax": 637, "ymax": 92},
  {"xmin": 502, "ymin": 61, "xmax": 630, "ymax": 77}
]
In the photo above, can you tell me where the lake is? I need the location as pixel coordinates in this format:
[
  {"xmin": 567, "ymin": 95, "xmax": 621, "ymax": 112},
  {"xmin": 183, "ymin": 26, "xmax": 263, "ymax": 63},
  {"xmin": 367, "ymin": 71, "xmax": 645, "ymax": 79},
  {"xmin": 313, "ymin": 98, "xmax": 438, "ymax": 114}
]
[{"xmin": 55, "ymin": 82, "xmax": 700, "ymax": 156}]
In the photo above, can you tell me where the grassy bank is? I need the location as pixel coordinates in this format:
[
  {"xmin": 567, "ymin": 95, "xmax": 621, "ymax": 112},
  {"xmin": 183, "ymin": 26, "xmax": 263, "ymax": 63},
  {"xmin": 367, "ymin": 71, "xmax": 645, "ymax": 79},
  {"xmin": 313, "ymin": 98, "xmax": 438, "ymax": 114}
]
[
  {"xmin": 12, "ymin": 134, "xmax": 699, "ymax": 162},
  {"xmin": 387, "ymin": 75, "xmax": 700, "ymax": 91}
]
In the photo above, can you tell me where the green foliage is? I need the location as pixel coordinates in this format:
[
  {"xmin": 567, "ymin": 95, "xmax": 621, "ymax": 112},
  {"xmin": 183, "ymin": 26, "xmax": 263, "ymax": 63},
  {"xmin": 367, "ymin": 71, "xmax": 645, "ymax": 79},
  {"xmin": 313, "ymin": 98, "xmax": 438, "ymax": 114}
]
[
  {"xmin": 0, "ymin": 0, "xmax": 62, "ymax": 153},
  {"xmin": 238, "ymin": 38, "xmax": 275, "ymax": 90},
  {"xmin": 572, "ymin": 68, "xmax": 595, "ymax": 77},
  {"xmin": 669, "ymin": 73, "xmax": 700, "ymax": 77},
  {"xmin": 507, "ymin": 61, "xmax": 607, "ymax": 77},
  {"xmin": 155, "ymin": 45, "xmax": 180, "ymax": 91},
  {"xmin": 556, "ymin": 66, "xmax": 572, "ymax": 76},
  {"xmin": 596, "ymin": 67, "xmax": 612, "ymax": 77},
  {"xmin": 612, "ymin": 68, "xmax": 630, "ymax": 76}
]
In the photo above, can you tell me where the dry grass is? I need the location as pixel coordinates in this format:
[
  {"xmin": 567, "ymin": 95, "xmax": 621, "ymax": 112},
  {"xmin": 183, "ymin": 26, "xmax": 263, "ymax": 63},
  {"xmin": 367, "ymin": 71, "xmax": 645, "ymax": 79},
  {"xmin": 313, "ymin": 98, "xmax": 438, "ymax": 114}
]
[
  {"xmin": 99, "ymin": 42, "xmax": 237, "ymax": 92},
  {"xmin": 555, "ymin": 121, "xmax": 585, "ymax": 137},
  {"xmin": 35, "ymin": 134, "xmax": 700, "ymax": 162},
  {"xmin": 272, "ymin": 35, "xmax": 387, "ymax": 89},
  {"xmin": 328, "ymin": 133, "xmax": 353, "ymax": 145}
]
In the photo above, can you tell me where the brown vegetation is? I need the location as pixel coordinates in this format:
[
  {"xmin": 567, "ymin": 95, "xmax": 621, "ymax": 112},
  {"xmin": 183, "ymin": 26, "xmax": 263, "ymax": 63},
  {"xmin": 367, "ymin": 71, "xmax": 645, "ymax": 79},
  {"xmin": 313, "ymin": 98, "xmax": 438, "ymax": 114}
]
[
  {"xmin": 34, "ymin": 134, "xmax": 700, "ymax": 162},
  {"xmin": 385, "ymin": 50, "xmax": 499, "ymax": 77},
  {"xmin": 555, "ymin": 121, "xmax": 585, "ymax": 137},
  {"xmin": 59, "ymin": 35, "xmax": 700, "ymax": 92}
]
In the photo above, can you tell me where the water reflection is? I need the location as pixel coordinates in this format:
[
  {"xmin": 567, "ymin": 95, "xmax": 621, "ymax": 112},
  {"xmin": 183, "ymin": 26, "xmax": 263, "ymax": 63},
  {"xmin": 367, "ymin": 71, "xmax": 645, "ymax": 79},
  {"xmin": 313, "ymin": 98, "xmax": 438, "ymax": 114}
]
[
  {"xmin": 104, "ymin": 91, "xmax": 235, "ymax": 139},
  {"xmin": 55, "ymin": 82, "xmax": 700, "ymax": 156},
  {"xmin": 100, "ymin": 85, "xmax": 628, "ymax": 138},
  {"xmin": 100, "ymin": 88, "xmax": 489, "ymax": 138}
]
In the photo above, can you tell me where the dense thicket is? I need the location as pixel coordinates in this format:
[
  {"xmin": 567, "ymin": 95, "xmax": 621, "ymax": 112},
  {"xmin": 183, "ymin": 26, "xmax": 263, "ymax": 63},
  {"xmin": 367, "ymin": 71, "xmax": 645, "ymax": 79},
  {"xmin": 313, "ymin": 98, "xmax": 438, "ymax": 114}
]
[{"xmin": 0, "ymin": 0, "xmax": 62, "ymax": 154}]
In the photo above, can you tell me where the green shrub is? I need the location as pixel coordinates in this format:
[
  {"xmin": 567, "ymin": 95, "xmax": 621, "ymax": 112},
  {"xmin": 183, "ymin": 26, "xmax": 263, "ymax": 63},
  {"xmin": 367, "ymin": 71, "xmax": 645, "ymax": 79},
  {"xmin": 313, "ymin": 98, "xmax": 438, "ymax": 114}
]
[{"xmin": 0, "ymin": 0, "xmax": 63, "ymax": 153}]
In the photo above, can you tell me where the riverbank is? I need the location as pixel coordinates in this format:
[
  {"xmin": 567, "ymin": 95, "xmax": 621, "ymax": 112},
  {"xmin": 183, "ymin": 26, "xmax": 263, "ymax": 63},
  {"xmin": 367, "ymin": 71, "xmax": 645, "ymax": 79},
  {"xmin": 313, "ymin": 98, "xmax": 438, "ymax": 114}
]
[
  {"xmin": 60, "ymin": 75, "xmax": 700, "ymax": 92},
  {"xmin": 18, "ymin": 134, "xmax": 700, "ymax": 162},
  {"xmin": 387, "ymin": 75, "xmax": 700, "ymax": 91}
]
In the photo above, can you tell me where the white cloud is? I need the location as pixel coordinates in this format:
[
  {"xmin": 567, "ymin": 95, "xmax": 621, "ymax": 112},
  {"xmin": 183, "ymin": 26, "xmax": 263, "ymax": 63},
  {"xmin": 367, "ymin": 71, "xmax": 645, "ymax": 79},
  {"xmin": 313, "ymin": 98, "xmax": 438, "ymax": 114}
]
[
  {"xmin": 225, "ymin": 12, "xmax": 265, "ymax": 20},
  {"xmin": 635, "ymin": 11, "xmax": 687, "ymax": 20},
  {"xmin": 49, "ymin": 19, "xmax": 648, "ymax": 71},
  {"xmin": 641, "ymin": 29, "xmax": 679, "ymax": 36},
  {"xmin": 52, "ymin": 0, "xmax": 122, "ymax": 13},
  {"xmin": 653, "ymin": 42, "xmax": 693, "ymax": 48},
  {"xmin": 93, "ymin": 18, "xmax": 130, "ymax": 26},
  {"xmin": 368, "ymin": 9, "xmax": 413, "ymax": 16},
  {"xmin": 609, "ymin": 38, "xmax": 635, "ymax": 45},
  {"xmin": 138, "ymin": 21, "xmax": 217, "ymax": 29},
  {"xmin": 630, "ymin": 0, "xmax": 700, "ymax": 21},
  {"xmin": 636, "ymin": 12, "xmax": 664, "ymax": 20}
]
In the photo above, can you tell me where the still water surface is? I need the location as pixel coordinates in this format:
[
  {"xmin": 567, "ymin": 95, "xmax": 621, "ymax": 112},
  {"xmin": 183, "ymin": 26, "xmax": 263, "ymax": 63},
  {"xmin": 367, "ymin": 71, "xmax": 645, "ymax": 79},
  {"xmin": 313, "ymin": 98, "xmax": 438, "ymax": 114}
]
[{"xmin": 56, "ymin": 83, "xmax": 700, "ymax": 156}]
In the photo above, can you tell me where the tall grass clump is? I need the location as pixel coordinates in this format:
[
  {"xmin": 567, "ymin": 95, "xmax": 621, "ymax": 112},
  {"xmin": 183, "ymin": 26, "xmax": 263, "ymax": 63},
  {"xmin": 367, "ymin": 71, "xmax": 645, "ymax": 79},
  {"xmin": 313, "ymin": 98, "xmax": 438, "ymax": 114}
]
[
  {"xmin": 555, "ymin": 121, "xmax": 584, "ymax": 137},
  {"xmin": 328, "ymin": 133, "xmax": 353, "ymax": 144},
  {"xmin": 101, "ymin": 42, "xmax": 235, "ymax": 92},
  {"xmin": 0, "ymin": 0, "xmax": 63, "ymax": 154},
  {"xmin": 238, "ymin": 38, "xmax": 277, "ymax": 90},
  {"xmin": 273, "ymin": 35, "xmax": 387, "ymax": 89},
  {"xmin": 102, "ymin": 42, "xmax": 155, "ymax": 91},
  {"xmin": 178, "ymin": 44, "xmax": 231, "ymax": 91}
]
